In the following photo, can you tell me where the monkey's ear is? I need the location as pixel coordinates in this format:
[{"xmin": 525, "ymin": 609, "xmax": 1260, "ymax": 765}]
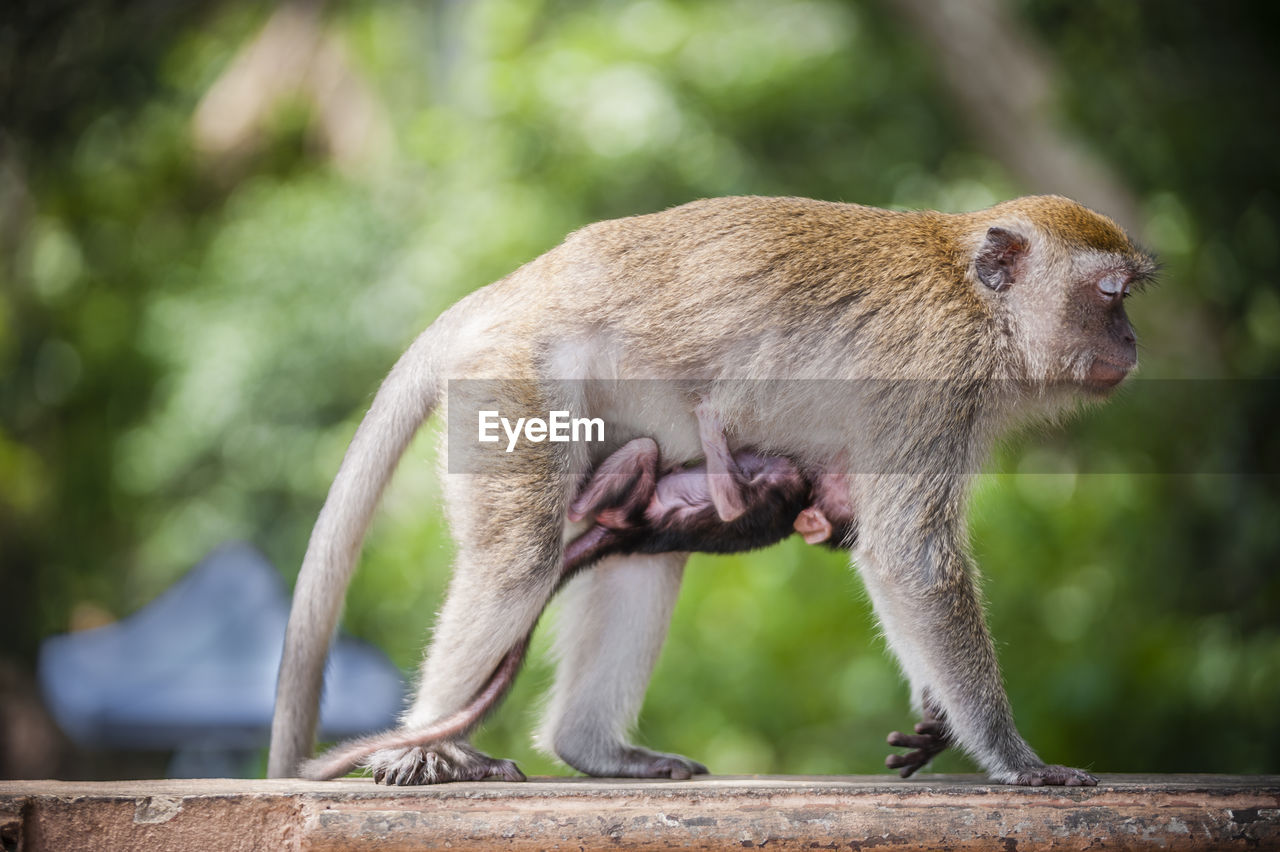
[{"xmin": 974, "ymin": 227, "xmax": 1029, "ymax": 292}]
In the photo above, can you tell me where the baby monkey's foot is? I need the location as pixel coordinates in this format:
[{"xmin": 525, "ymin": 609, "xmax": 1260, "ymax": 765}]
[
  {"xmin": 885, "ymin": 718, "xmax": 950, "ymax": 778},
  {"xmin": 793, "ymin": 506, "xmax": 834, "ymax": 544},
  {"xmin": 368, "ymin": 740, "xmax": 526, "ymax": 785}
]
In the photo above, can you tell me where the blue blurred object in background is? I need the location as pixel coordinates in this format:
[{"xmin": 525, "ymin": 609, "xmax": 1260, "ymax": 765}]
[{"xmin": 37, "ymin": 543, "xmax": 404, "ymax": 777}]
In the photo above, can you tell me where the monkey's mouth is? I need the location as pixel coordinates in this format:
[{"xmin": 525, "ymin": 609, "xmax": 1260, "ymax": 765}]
[{"xmin": 1084, "ymin": 359, "xmax": 1133, "ymax": 392}]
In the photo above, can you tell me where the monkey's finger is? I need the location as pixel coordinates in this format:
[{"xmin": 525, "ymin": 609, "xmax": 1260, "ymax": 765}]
[
  {"xmin": 886, "ymin": 752, "xmax": 927, "ymax": 777},
  {"xmin": 914, "ymin": 720, "xmax": 947, "ymax": 737},
  {"xmin": 899, "ymin": 760, "xmax": 924, "ymax": 778},
  {"xmin": 887, "ymin": 731, "xmax": 934, "ymax": 749},
  {"xmin": 885, "ymin": 751, "xmax": 925, "ymax": 769}
]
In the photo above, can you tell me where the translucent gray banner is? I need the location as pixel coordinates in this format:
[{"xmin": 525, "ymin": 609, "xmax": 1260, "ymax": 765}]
[{"xmin": 443, "ymin": 379, "xmax": 1279, "ymax": 476}]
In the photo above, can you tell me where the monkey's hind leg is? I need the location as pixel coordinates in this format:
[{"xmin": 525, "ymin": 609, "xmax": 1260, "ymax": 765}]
[
  {"xmin": 368, "ymin": 455, "xmax": 566, "ymax": 785},
  {"xmin": 539, "ymin": 551, "xmax": 707, "ymax": 780}
]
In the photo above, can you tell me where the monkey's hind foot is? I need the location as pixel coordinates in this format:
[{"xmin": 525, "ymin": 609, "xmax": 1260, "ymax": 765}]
[
  {"xmin": 611, "ymin": 746, "xmax": 708, "ymax": 780},
  {"xmin": 596, "ymin": 747, "xmax": 707, "ymax": 781},
  {"xmin": 1008, "ymin": 764, "xmax": 1098, "ymax": 787},
  {"xmin": 885, "ymin": 718, "xmax": 950, "ymax": 778},
  {"xmin": 564, "ymin": 744, "xmax": 708, "ymax": 780},
  {"xmin": 637, "ymin": 741, "xmax": 716, "ymax": 777},
  {"xmin": 368, "ymin": 741, "xmax": 526, "ymax": 786}
]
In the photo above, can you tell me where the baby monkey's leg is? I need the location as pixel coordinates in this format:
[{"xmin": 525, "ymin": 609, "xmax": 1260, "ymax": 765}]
[{"xmin": 568, "ymin": 438, "xmax": 660, "ymax": 529}]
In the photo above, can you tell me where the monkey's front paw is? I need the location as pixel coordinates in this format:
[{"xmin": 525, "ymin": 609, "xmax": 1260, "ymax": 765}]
[
  {"xmin": 367, "ymin": 741, "xmax": 526, "ymax": 786},
  {"xmin": 1008, "ymin": 764, "xmax": 1098, "ymax": 787},
  {"xmin": 885, "ymin": 719, "xmax": 950, "ymax": 778}
]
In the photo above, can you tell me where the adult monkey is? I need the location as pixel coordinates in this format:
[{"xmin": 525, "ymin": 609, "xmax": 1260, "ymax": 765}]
[{"xmin": 268, "ymin": 195, "xmax": 1154, "ymax": 787}]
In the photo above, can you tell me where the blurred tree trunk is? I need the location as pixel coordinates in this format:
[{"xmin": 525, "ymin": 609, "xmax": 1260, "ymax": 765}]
[
  {"xmin": 191, "ymin": 0, "xmax": 392, "ymax": 178},
  {"xmin": 890, "ymin": 0, "xmax": 1141, "ymax": 232}
]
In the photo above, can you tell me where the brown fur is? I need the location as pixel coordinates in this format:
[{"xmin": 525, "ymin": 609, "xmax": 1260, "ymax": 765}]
[{"xmin": 269, "ymin": 195, "xmax": 1153, "ymax": 787}]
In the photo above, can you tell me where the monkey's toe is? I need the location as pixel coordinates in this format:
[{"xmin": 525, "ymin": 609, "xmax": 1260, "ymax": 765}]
[
  {"xmin": 595, "ymin": 746, "xmax": 708, "ymax": 780},
  {"xmin": 646, "ymin": 755, "xmax": 708, "ymax": 780},
  {"xmin": 368, "ymin": 742, "xmax": 526, "ymax": 785},
  {"xmin": 370, "ymin": 746, "xmax": 434, "ymax": 785},
  {"xmin": 485, "ymin": 758, "xmax": 528, "ymax": 783},
  {"xmin": 1010, "ymin": 765, "xmax": 1098, "ymax": 787}
]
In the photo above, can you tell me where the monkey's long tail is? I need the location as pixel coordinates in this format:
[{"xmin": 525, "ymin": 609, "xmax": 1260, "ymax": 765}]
[
  {"xmin": 267, "ymin": 325, "xmax": 445, "ymax": 779},
  {"xmin": 298, "ymin": 634, "xmax": 530, "ymax": 781}
]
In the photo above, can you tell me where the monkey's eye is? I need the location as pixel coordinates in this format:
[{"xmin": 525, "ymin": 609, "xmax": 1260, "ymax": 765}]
[{"xmin": 1097, "ymin": 274, "xmax": 1127, "ymax": 298}]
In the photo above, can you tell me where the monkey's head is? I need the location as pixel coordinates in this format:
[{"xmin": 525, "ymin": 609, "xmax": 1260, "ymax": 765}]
[{"xmin": 970, "ymin": 195, "xmax": 1157, "ymax": 397}]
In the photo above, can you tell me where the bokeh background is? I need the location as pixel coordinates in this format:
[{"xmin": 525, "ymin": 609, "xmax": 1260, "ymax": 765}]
[{"xmin": 2, "ymin": 0, "xmax": 1277, "ymax": 780}]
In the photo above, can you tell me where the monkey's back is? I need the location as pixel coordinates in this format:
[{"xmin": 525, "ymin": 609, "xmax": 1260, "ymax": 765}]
[{"xmin": 517, "ymin": 196, "xmax": 984, "ymax": 382}]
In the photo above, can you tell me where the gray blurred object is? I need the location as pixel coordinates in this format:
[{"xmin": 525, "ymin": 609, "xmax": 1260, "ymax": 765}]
[{"xmin": 37, "ymin": 542, "xmax": 404, "ymax": 778}]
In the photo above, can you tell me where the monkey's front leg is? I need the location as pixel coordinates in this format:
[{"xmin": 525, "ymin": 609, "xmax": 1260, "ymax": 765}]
[{"xmin": 857, "ymin": 501, "xmax": 1096, "ymax": 787}]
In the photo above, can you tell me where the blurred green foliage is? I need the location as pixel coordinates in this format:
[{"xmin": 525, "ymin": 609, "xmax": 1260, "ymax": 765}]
[{"xmin": 1, "ymin": 0, "xmax": 1277, "ymax": 779}]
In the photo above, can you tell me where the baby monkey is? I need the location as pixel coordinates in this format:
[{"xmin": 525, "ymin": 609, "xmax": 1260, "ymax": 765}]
[
  {"xmin": 300, "ymin": 437, "xmax": 856, "ymax": 781},
  {"xmin": 565, "ymin": 436, "xmax": 856, "ymax": 566}
]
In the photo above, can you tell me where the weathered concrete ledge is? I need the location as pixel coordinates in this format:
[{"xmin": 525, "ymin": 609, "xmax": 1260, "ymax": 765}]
[{"xmin": 1, "ymin": 774, "xmax": 1276, "ymax": 851}]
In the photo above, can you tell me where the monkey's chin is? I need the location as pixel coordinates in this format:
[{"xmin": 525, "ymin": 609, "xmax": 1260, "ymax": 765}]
[{"xmin": 1082, "ymin": 360, "xmax": 1132, "ymax": 395}]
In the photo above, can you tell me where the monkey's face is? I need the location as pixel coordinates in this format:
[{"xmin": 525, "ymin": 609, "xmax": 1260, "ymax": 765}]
[
  {"xmin": 1068, "ymin": 256, "xmax": 1148, "ymax": 395},
  {"xmin": 1040, "ymin": 235, "xmax": 1157, "ymax": 398},
  {"xmin": 973, "ymin": 210, "xmax": 1155, "ymax": 396}
]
